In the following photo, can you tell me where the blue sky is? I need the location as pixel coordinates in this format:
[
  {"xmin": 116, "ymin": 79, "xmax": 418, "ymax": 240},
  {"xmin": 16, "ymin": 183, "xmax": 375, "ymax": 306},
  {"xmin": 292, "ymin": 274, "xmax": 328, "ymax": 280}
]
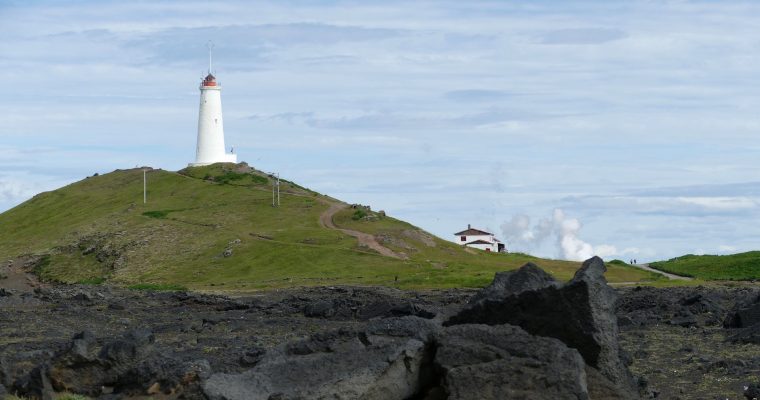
[{"xmin": 1, "ymin": 0, "xmax": 759, "ymax": 261}]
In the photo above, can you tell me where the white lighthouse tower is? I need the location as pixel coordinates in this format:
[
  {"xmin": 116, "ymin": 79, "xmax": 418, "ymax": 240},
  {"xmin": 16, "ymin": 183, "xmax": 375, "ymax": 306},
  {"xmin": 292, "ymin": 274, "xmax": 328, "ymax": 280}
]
[{"xmin": 190, "ymin": 42, "xmax": 237, "ymax": 166}]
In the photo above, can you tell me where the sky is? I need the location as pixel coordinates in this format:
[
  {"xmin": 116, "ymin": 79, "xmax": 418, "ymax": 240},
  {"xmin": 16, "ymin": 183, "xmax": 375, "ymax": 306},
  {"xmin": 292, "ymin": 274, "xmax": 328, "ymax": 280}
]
[{"xmin": 1, "ymin": 0, "xmax": 759, "ymax": 262}]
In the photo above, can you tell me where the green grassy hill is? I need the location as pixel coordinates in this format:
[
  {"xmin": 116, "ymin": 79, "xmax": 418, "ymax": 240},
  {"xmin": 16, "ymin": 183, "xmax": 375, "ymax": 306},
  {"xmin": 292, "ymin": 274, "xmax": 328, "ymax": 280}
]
[
  {"xmin": 650, "ymin": 251, "xmax": 760, "ymax": 281},
  {"xmin": 0, "ymin": 162, "xmax": 659, "ymax": 291}
]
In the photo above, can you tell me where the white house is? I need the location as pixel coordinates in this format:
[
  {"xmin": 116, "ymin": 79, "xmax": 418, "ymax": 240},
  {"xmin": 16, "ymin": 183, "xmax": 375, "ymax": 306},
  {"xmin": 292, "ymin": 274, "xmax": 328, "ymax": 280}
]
[{"xmin": 454, "ymin": 224, "xmax": 506, "ymax": 253}]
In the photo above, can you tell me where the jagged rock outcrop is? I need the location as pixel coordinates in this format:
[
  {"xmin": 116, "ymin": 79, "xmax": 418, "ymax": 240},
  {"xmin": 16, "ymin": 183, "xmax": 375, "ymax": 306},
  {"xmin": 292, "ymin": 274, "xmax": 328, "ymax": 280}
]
[
  {"xmin": 14, "ymin": 329, "xmax": 209, "ymax": 399},
  {"xmin": 12, "ymin": 365, "xmax": 53, "ymax": 400},
  {"xmin": 446, "ymin": 257, "xmax": 638, "ymax": 398},
  {"xmin": 469, "ymin": 262, "xmax": 559, "ymax": 303},
  {"xmin": 203, "ymin": 315, "xmax": 607, "ymax": 400},
  {"xmin": 434, "ymin": 324, "xmax": 589, "ymax": 400},
  {"xmin": 203, "ymin": 317, "xmax": 439, "ymax": 400},
  {"xmin": 725, "ymin": 297, "xmax": 760, "ymax": 329},
  {"xmin": 720, "ymin": 293, "xmax": 760, "ymax": 344}
]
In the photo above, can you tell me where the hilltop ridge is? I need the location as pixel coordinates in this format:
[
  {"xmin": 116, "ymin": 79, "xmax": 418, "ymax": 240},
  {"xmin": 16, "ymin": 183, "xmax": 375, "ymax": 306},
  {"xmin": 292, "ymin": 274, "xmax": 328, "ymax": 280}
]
[{"xmin": 0, "ymin": 162, "xmax": 658, "ymax": 290}]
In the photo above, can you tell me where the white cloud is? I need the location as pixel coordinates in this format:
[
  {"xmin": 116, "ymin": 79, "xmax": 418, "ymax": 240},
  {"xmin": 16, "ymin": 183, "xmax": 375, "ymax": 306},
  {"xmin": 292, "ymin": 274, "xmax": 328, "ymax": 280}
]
[
  {"xmin": 0, "ymin": 179, "xmax": 35, "ymax": 201},
  {"xmin": 0, "ymin": 174, "xmax": 65, "ymax": 210},
  {"xmin": 593, "ymin": 244, "xmax": 619, "ymax": 259},
  {"xmin": 619, "ymin": 247, "xmax": 642, "ymax": 256},
  {"xmin": 1, "ymin": 0, "xmax": 760, "ymax": 263}
]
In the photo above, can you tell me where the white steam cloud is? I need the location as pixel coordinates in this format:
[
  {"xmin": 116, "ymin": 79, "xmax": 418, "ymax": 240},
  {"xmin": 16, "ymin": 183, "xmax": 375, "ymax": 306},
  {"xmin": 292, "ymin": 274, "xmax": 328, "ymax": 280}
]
[{"xmin": 500, "ymin": 209, "xmax": 618, "ymax": 261}]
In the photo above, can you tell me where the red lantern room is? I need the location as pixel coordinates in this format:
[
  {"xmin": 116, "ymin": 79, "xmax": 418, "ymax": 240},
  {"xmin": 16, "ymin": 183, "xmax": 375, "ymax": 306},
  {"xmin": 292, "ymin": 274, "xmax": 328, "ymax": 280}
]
[{"xmin": 202, "ymin": 73, "xmax": 217, "ymax": 87}]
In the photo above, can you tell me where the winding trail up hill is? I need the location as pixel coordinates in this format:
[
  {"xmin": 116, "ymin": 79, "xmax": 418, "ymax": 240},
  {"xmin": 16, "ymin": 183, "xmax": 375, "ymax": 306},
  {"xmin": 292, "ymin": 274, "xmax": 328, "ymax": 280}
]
[
  {"xmin": 0, "ymin": 162, "xmax": 659, "ymax": 291},
  {"xmin": 318, "ymin": 202, "xmax": 406, "ymax": 259}
]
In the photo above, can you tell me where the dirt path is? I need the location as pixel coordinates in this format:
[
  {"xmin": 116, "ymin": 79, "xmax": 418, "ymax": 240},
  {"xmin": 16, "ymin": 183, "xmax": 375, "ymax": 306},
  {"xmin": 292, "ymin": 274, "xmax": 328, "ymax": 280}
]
[
  {"xmin": 1, "ymin": 259, "xmax": 47, "ymax": 293},
  {"xmin": 632, "ymin": 263, "xmax": 694, "ymax": 281},
  {"xmin": 318, "ymin": 203, "xmax": 406, "ymax": 259}
]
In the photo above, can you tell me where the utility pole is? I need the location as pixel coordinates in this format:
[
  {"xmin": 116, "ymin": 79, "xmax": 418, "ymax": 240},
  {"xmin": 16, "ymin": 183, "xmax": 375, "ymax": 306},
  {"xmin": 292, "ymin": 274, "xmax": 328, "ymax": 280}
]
[
  {"xmin": 270, "ymin": 172, "xmax": 280, "ymax": 207},
  {"xmin": 143, "ymin": 169, "xmax": 147, "ymax": 204}
]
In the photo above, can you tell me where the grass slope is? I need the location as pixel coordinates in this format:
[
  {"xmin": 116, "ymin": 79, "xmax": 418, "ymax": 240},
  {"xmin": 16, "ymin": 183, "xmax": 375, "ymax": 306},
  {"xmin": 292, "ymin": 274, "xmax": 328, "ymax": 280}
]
[
  {"xmin": 0, "ymin": 163, "xmax": 659, "ymax": 290},
  {"xmin": 650, "ymin": 251, "xmax": 760, "ymax": 281}
]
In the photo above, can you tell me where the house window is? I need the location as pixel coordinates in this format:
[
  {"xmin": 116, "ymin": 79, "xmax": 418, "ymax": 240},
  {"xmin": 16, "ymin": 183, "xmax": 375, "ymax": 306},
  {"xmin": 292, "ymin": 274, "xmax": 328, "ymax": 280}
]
[{"xmin": 460, "ymin": 236, "xmax": 466, "ymax": 241}]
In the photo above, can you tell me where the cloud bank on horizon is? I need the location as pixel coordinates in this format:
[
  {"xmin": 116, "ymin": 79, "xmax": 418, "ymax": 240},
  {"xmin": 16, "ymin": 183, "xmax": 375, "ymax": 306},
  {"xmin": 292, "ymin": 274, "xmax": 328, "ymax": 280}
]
[{"xmin": 0, "ymin": 0, "xmax": 758, "ymax": 261}]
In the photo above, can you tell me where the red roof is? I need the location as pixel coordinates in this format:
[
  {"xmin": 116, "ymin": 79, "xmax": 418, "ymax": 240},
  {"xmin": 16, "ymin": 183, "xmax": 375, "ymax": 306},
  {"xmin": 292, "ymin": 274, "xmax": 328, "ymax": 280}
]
[
  {"xmin": 202, "ymin": 73, "xmax": 217, "ymax": 86},
  {"xmin": 454, "ymin": 228, "xmax": 493, "ymax": 236}
]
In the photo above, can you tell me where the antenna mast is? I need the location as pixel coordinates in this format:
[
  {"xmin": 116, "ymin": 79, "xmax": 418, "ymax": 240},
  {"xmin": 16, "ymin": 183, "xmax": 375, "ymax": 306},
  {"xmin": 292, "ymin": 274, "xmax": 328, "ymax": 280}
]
[{"xmin": 206, "ymin": 40, "xmax": 214, "ymax": 74}]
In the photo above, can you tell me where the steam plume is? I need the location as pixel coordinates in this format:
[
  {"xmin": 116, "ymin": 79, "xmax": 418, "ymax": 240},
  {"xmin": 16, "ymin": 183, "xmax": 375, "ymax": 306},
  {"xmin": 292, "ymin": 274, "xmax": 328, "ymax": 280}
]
[{"xmin": 500, "ymin": 208, "xmax": 618, "ymax": 261}]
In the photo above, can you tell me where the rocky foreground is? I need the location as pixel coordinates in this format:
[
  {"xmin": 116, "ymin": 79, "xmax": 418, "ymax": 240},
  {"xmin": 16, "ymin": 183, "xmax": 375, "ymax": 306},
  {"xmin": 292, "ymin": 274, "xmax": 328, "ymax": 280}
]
[{"xmin": 2, "ymin": 258, "xmax": 760, "ymax": 399}]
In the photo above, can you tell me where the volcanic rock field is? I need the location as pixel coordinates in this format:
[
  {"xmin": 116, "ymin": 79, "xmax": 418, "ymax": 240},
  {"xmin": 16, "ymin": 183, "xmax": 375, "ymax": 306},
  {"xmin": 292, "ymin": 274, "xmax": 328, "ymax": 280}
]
[{"xmin": 2, "ymin": 257, "xmax": 760, "ymax": 399}]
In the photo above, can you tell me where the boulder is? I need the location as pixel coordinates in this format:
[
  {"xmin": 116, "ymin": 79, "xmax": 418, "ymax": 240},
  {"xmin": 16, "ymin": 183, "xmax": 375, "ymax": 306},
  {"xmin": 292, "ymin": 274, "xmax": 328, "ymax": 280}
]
[
  {"xmin": 669, "ymin": 310, "xmax": 697, "ymax": 328},
  {"xmin": 238, "ymin": 347, "xmax": 266, "ymax": 367},
  {"xmin": 303, "ymin": 300, "xmax": 335, "ymax": 318},
  {"xmin": 12, "ymin": 364, "xmax": 54, "ymax": 400},
  {"xmin": 69, "ymin": 330, "xmax": 98, "ymax": 362},
  {"xmin": 445, "ymin": 257, "xmax": 638, "ymax": 397},
  {"xmin": 46, "ymin": 330, "xmax": 154, "ymax": 395},
  {"xmin": 203, "ymin": 317, "xmax": 439, "ymax": 400},
  {"xmin": 745, "ymin": 383, "xmax": 760, "ymax": 399},
  {"xmin": 434, "ymin": 324, "xmax": 589, "ymax": 400},
  {"xmin": 1, "ymin": 349, "xmax": 53, "ymax": 394},
  {"xmin": 128, "ymin": 357, "xmax": 211, "ymax": 395},
  {"xmin": 470, "ymin": 262, "xmax": 558, "ymax": 303},
  {"xmin": 13, "ymin": 329, "xmax": 204, "ymax": 398},
  {"xmin": 71, "ymin": 292, "xmax": 92, "ymax": 302},
  {"xmin": 725, "ymin": 301, "xmax": 760, "ymax": 328}
]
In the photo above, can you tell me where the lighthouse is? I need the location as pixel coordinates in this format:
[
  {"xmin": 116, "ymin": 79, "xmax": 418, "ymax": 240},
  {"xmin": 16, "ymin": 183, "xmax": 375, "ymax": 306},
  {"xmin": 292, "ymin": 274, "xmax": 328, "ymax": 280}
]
[{"xmin": 190, "ymin": 43, "xmax": 237, "ymax": 166}]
